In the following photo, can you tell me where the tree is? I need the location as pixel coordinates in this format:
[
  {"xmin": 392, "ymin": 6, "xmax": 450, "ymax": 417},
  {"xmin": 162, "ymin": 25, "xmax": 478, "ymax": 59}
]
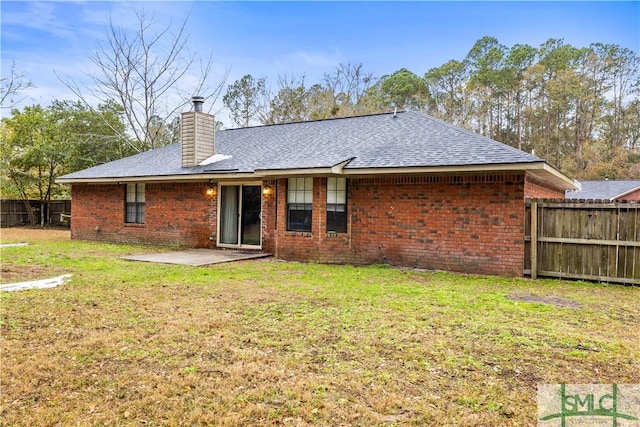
[
  {"xmin": 321, "ymin": 63, "xmax": 376, "ymax": 116},
  {"xmin": 376, "ymin": 68, "xmax": 430, "ymax": 111},
  {"xmin": 421, "ymin": 36, "xmax": 639, "ymax": 178},
  {"xmin": 64, "ymin": 8, "xmax": 227, "ymax": 152},
  {"xmin": 49, "ymin": 100, "xmax": 134, "ymax": 172},
  {"xmin": 524, "ymin": 39, "xmax": 585, "ymax": 169},
  {"xmin": 250, "ymin": 64, "xmax": 378, "ymax": 124},
  {"xmin": 306, "ymin": 83, "xmax": 340, "ymax": 119},
  {"xmin": 465, "ymin": 36, "xmax": 509, "ymax": 138},
  {"xmin": 597, "ymin": 45, "xmax": 640, "ymax": 151},
  {"xmin": 503, "ymin": 44, "xmax": 538, "ymax": 150},
  {"xmin": 1, "ymin": 102, "xmax": 130, "ymax": 225},
  {"xmin": 425, "ymin": 60, "xmax": 471, "ymax": 126},
  {"xmin": 266, "ymin": 75, "xmax": 310, "ymax": 124},
  {"xmin": 0, "ymin": 120, "xmax": 33, "ymax": 222},
  {"xmin": 1, "ymin": 105, "xmax": 65, "ymax": 225},
  {"xmin": 223, "ymin": 74, "xmax": 269, "ymax": 127},
  {"xmin": 619, "ymin": 99, "xmax": 640, "ymax": 153},
  {"xmin": 1, "ymin": 61, "xmax": 34, "ymax": 111}
]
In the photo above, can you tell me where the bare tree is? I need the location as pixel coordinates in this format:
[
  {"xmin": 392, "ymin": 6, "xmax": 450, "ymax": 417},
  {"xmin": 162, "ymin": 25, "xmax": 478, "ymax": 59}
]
[
  {"xmin": 322, "ymin": 63, "xmax": 375, "ymax": 116},
  {"xmin": 266, "ymin": 74, "xmax": 310, "ymax": 124},
  {"xmin": 63, "ymin": 8, "xmax": 228, "ymax": 152},
  {"xmin": 1, "ymin": 61, "xmax": 34, "ymax": 110},
  {"xmin": 223, "ymin": 74, "xmax": 270, "ymax": 127}
]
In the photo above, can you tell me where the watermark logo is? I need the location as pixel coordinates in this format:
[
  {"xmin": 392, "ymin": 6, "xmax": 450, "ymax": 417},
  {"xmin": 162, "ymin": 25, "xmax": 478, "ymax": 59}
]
[{"xmin": 538, "ymin": 384, "xmax": 640, "ymax": 426}]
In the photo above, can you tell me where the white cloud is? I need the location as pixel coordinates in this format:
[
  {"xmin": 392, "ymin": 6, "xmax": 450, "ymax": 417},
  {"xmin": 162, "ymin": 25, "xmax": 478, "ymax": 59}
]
[
  {"xmin": 2, "ymin": 2, "xmax": 77, "ymax": 42},
  {"xmin": 286, "ymin": 49, "xmax": 343, "ymax": 69},
  {"xmin": 1, "ymin": 1, "xmax": 221, "ymax": 111}
]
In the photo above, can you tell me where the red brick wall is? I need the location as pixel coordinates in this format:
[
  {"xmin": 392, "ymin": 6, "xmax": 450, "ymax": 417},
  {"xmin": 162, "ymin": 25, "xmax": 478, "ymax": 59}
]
[
  {"xmin": 524, "ymin": 174, "xmax": 566, "ymax": 199},
  {"xmin": 618, "ymin": 188, "xmax": 640, "ymax": 201},
  {"xmin": 271, "ymin": 174, "xmax": 528, "ymax": 276},
  {"xmin": 350, "ymin": 175, "xmax": 527, "ymax": 276},
  {"xmin": 261, "ymin": 180, "xmax": 277, "ymax": 253},
  {"xmin": 71, "ymin": 172, "xmax": 569, "ymax": 277},
  {"xmin": 271, "ymin": 178, "xmax": 352, "ymax": 264},
  {"xmin": 71, "ymin": 182, "xmax": 215, "ymax": 247}
]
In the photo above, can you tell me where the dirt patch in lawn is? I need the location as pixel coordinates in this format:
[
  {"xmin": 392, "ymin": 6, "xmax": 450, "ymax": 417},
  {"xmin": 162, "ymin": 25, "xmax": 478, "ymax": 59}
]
[
  {"xmin": 1, "ymin": 227, "xmax": 70, "ymax": 243},
  {"xmin": 1, "ymin": 228, "xmax": 72, "ymax": 283},
  {"xmin": 508, "ymin": 292, "xmax": 581, "ymax": 309},
  {"xmin": 1, "ymin": 264, "xmax": 70, "ymax": 284}
]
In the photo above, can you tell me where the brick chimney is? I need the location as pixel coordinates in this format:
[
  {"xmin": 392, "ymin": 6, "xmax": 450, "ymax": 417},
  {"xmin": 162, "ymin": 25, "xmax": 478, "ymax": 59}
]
[{"xmin": 181, "ymin": 96, "xmax": 215, "ymax": 167}]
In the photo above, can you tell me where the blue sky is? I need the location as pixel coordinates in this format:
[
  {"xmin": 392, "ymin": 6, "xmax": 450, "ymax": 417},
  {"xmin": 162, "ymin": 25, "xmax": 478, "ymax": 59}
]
[{"xmin": 2, "ymin": 1, "xmax": 639, "ymax": 125}]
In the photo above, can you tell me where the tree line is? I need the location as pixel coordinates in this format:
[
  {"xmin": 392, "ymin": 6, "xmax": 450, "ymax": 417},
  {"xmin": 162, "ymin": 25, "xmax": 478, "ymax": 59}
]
[
  {"xmin": 223, "ymin": 36, "xmax": 639, "ymax": 180},
  {"xmin": 1, "ymin": 12, "xmax": 638, "ymax": 225},
  {"xmin": 0, "ymin": 101, "xmax": 134, "ymax": 224}
]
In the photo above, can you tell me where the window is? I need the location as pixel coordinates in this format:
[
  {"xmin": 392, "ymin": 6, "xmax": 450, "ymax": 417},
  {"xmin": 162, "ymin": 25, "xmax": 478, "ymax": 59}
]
[
  {"xmin": 327, "ymin": 177, "xmax": 347, "ymax": 233},
  {"xmin": 125, "ymin": 183, "xmax": 145, "ymax": 224},
  {"xmin": 287, "ymin": 177, "xmax": 312, "ymax": 232}
]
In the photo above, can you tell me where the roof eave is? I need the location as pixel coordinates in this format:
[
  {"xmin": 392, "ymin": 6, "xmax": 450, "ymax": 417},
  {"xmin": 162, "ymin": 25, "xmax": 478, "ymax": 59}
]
[
  {"xmin": 525, "ymin": 162, "xmax": 578, "ymax": 191},
  {"xmin": 56, "ymin": 172, "xmax": 255, "ymax": 184},
  {"xmin": 254, "ymin": 167, "xmax": 335, "ymax": 177},
  {"xmin": 255, "ymin": 158, "xmax": 354, "ymax": 177},
  {"xmin": 612, "ymin": 185, "xmax": 640, "ymax": 200},
  {"xmin": 57, "ymin": 161, "xmax": 577, "ymax": 191},
  {"xmin": 342, "ymin": 162, "xmax": 578, "ymax": 190}
]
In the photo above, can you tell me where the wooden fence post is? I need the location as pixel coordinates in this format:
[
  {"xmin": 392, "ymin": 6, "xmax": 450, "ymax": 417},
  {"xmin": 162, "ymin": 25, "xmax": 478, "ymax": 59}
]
[{"xmin": 531, "ymin": 200, "xmax": 538, "ymax": 280}]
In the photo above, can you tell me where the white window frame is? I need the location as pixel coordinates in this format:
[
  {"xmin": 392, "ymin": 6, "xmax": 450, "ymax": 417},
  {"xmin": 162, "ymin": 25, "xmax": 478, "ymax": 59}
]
[
  {"xmin": 326, "ymin": 177, "xmax": 347, "ymax": 233},
  {"xmin": 125, "ymin": 183, "xmax": 145, "ymax": 224},
  {"xmin": 287, "ymin": 177, "xmax": 313, "ymax": 232}
]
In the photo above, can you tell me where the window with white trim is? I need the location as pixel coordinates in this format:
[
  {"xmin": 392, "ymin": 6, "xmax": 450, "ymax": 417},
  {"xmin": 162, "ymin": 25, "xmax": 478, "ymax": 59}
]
[
  {"xmin": 287, "ymin": 177, "xmax": 312, "ymax": 232},
  {"xmin": 326, "ymin": 177, "xmax": 346, "ymax": 233},
  {"xmin": 125, "ymin": 183, "xmax": 145, "ymax": 224}
]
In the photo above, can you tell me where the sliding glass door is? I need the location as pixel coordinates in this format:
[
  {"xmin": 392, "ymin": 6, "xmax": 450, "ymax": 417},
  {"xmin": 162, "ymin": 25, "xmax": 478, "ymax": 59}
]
[
  {"xmin": 218, "ymin": 184, "xmax": 262, "ymax": 248},
  {"xmin": 240, "ymin": 185, "xmax": 261, "ymax": 246},
  {"xmin": 219, "ymin": 186, "xmax": 239, "ymax": 245}
]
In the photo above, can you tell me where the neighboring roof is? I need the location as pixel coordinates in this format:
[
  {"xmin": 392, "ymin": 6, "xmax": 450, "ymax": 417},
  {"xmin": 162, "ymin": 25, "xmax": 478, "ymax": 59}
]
[
  {"xmin": 566, "ymin": 180, "xmax": 640, "ymax": 201},
  {"xmin": 58, "ymin": 111, "xmax": 576, "ymax": 189}
]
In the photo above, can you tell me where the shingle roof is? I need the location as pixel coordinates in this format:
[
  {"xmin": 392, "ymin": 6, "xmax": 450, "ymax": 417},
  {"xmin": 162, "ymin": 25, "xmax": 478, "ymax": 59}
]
[
  {"xmin": 59, "ymin": 111, "xmax": 553, "ymax": 181},
  {"xmin": 566, "ymin": 180, "xmax": 640, "ymax": 200}
]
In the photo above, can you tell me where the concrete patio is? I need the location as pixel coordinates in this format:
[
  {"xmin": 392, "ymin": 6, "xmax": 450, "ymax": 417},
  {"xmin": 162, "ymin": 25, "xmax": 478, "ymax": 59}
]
[{"xmin": 122, "ymin": 249, "xmax": 272, "ymax": 266}]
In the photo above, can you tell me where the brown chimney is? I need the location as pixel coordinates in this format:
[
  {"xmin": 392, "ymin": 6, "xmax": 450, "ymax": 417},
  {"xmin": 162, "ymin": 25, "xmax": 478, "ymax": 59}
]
[{"xmin": 181, "ymin": 96, "xmax": 215, "ymax": 167}]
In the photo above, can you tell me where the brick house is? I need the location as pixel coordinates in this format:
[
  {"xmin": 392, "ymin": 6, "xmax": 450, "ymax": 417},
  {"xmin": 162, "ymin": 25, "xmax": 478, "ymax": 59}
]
[
  {"xmin": 58, "ymin": 100, "xmax": 576, "ymax": 277},
  {"xmin": 566, "ymin": 180, "xmax": 640, "ymax": 201}
]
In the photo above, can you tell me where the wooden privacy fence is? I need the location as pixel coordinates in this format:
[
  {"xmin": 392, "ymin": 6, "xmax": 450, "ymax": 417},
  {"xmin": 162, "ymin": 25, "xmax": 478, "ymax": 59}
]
[
  {"xmin": 0, "ymin": 200, "xmax": 71, "ymax": 227},
  {"xmin": 525, "ymin": 199, "xmax": 639, "ymax": 284}
]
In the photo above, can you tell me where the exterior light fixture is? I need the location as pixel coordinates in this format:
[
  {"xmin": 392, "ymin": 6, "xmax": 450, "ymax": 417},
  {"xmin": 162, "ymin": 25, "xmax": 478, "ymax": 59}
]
[
  {"xmin": 262, "ymin": 186, "xmax": 272, "ymax": 196},
  {"xmin": 206, "ymin": 184, "xmax": 216, "ymax": 197}
]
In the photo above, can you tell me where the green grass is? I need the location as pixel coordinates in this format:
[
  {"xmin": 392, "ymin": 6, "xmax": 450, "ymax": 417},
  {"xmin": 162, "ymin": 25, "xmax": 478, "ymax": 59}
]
[{"xmin": 1, "ymin": 229, "xmax": 638, "ymax": 426}]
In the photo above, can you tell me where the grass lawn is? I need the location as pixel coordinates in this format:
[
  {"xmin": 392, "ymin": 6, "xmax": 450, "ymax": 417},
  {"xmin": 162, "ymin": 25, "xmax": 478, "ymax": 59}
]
[{"xmin": 1, "ymin": 228, "xmax": 638, "ymax": 426}]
